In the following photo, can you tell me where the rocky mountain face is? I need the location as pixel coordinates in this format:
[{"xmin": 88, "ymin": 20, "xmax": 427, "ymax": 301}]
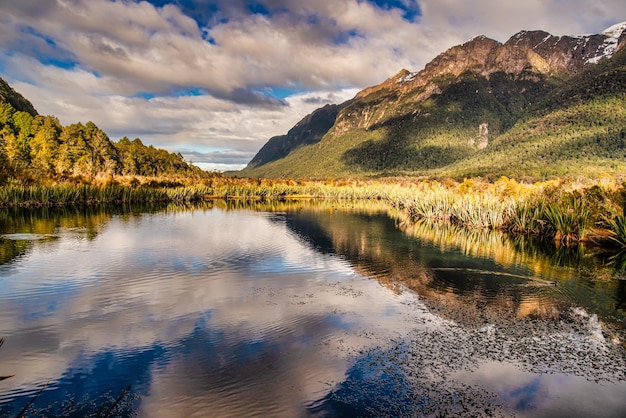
[
  {"xmin": 246, "ymin": 103, "xmax": 346, "ymax": 169},
  {"xmin": 240, "ymin": 22, "xmax": 626, "ymax": 179},
  {"xmin": 330, "ymin": 23, "xmax": 626, "ymax": 137}
]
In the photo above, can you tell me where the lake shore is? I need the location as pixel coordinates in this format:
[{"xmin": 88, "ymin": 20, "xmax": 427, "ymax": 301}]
[{"xmin": 1, "ymin": 175, "xmax": 625, "ymax": 252}]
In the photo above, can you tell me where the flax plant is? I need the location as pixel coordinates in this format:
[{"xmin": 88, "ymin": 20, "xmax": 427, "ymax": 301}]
[
  {"xmin": 606, "ymin": 215, "xmax": 626, "ymax": 248},
  {"xmin": 505, "ymin": 199, "xmax": 548, "ymax": 236},
  {"xmin": 450, "ymin": 193, "xmax": 515, "ymax": 229},
  {"xmin": 543, "ymin": 198, "xmax": 592, "ymax": 246}
]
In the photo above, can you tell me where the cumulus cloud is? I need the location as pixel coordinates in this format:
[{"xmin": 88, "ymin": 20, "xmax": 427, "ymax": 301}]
[
  {"xmin": 1, "ymin": 0, "xmax": 625, "ymax": 170},
  {"xmin": 1, "ymin": 0, "xmax": 422, "ymax": 97},
  {"xmin": 6, "ymin": 50, "xmax": 358, "ymax": 170}
]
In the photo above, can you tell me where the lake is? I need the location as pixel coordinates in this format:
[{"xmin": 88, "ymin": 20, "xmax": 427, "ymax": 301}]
[{"xmin": 0, "ymin": 200, "xmax": 625, "ymax": 417}]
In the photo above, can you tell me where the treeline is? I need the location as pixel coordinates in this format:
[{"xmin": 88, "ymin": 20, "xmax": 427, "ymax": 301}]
[{"xmin": 0, "ymin": 92, "xmax": 205, "ymax": 185}]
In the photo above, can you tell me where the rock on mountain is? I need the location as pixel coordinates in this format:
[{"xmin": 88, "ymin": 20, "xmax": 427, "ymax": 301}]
[{"xmin": 331, "ymin": 23, "xmax": 626, "ymax": 137}]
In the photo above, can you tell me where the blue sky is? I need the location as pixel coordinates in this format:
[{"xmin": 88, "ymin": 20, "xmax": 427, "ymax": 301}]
[{"xmin": 1, "ymin": 0, "xmax": 625, "ymax": 171}]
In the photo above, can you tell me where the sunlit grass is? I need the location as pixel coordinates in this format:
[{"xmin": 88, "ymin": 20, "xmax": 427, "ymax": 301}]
[{"xmin": 1, "ymin": 173, "xmax": 625, "ymax": 251}]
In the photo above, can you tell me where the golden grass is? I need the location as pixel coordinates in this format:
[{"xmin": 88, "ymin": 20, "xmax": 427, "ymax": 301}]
[{"xmin": 1, "ymin": 173, "xmax": 625, "ymax": 249}]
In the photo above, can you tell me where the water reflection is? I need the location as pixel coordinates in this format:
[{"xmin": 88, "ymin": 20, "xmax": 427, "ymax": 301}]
[
  {"xmin": 280, "ymin": 203, "xmax": 625, "ymax": 327},
  {"xmin": 0, "ymin": 202, "xmax": 418, "ymax": 417},
  {"xmin": 0, "ymin": 200, "xmax": 625, "ymax": 417}
]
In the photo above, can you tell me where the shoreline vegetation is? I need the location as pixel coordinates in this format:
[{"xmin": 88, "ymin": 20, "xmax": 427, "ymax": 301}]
[{"xmin": 1, "ymin": 173, "xmax": 626, "ymax": 252}]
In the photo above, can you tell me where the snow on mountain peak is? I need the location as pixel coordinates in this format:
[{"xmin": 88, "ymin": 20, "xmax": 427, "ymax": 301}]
[
  {"xmin": 601, "ymin": 21, "xmax": 626, "ymax": 39},
  {"xmin": 397, "ymin": 71, "xmax": 417, "ymax": 84},
  {"xmin": 585, "ymin": 21, "xmax": 626, "ymax": 64}
]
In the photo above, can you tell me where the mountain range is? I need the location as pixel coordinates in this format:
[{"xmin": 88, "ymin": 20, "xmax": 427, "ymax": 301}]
[{"xmin": 239, "ymin": 22, "xmax": 626, "ymax": 179}]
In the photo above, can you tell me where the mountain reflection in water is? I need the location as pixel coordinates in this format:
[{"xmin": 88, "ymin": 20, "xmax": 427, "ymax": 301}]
[{"xmin": 0, "ymin": 201, "xmax": 624, "ymax": 417}]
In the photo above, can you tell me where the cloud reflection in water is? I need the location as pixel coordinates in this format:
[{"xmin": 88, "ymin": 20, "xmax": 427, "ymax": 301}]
[{"xmin": 0, "ymin": 207, "xmax": 420, "ymax": 417}]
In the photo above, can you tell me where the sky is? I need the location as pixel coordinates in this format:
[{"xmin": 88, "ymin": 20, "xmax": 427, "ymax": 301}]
[{"xmin": 1, "ymin": 1, "xmax": 626, "ymax": 171}]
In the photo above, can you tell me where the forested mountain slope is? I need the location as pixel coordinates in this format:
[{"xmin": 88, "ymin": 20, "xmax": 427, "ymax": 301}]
[
  {"xmin": 0, "ymin": 78, "xmax": 204, "ymax": 184},
  {"xmin": 239, "ymin": 22, "xmax": 626, "ymax": 179}
]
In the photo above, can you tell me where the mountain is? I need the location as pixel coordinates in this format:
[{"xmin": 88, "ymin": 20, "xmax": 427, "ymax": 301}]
[
  {"xmin": 239, "ymin": 22, "xmax": 626, "ymax": 179},
  {"xmin": 246, "ymin": 103, "xmax": 346, "ymax": 169},
  {"xmin": 0, "ymin": 78, "xmax": 38, "ymax": 116}
]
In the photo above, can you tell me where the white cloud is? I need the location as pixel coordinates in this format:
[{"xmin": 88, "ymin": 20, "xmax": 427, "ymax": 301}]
[{"xmin": 6, "ymin": 58, "xmax": 358, "ymax": 169}]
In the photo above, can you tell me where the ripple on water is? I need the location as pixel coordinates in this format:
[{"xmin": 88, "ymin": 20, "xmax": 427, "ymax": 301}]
[{"xmin": 2, "ymin": 205, "xmax": 626, "ymax": 417}]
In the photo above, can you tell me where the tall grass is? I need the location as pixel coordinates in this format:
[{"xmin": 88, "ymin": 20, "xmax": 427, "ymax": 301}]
[
  {"xmin": 397, "ymin": 176, "xmax": 625, "ymax": 248},
  {"xmin": 0, "ymin": 185, "xmax": 173, "ymax": 207},
  {"xmin": 606, "ymin": 215, "xmax": 626, "ymax": 248},
  {"xmin": 2, "ymin": 174, "xmax": 626, "ymax": 251},
  {"xmin": 543, "ymin": 198, "xmax": 592, "ymax": 246},
  {"xmin": 505, "ymin": 199, "xmax": 547, "ymax": 236},
  {"xmin": 450, "ymin": 194, "xmax": 516, "ymax": 229}
]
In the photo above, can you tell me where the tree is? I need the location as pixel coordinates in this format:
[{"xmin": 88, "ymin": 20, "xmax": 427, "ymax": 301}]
[
  {"xmin": 30, "ymin": 115, "xmax": 62, "ymax": 172},
  {"xmin": 0, "ymin": 103, "xmax": 15, "ymax": 127},
  {"xmin": 56, "ymin": 123, "xmax": 89, "ymax": 176},
  {"xmin": 116, "ymin": 136, "xmax": 139, "ymax": 175},
  {"xmin": 83, "ymin": 121, "xmax": 119, "ymax": 176},
  {"xmin": 12, "ymin": 111, "xmax": 34, "ymax": 138},
  {"xmin": 2, "ymin": 125, "xmax": 30, "ymax": 169}
]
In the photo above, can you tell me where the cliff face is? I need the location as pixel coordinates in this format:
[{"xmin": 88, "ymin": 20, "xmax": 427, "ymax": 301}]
[
  {"xmin": 239, "ymin": 21, "xmax": 626, "ymax": 179},
  {"xmin": 330, "ymin": 24, "xmax": 626, "ymax": 137}
]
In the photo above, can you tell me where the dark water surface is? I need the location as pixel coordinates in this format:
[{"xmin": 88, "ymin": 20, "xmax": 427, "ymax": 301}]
[{"xmin": 0, "ymin": 201, "xmax": 625, "ymax": 417}]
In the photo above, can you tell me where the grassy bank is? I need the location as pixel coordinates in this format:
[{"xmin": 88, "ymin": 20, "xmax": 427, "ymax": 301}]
[
  {"xmin": 1, "ymin": 174, "xmax": 625, "ymax": 250},
  {"xmin": 393, "ymin": 176, "xmax": 626, "ymax": 249},
  {"xmin": 0, "ymin": 176, "xmax": 410, "ymax": 207}
]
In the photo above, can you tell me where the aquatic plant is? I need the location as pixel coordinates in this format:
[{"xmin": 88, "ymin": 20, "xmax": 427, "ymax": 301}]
[
  {"xmin": 543, "ymin": 198, "xmax": 592, "ymax": 246},
  {"xmin": 605, "ymin": 215, "xmax": 626, "ymax": 248}
]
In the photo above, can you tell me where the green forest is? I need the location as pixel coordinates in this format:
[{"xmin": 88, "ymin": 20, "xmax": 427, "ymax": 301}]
[{"xmin": 0, "ymin": 78, "xmax": 205, "ymax": 186}]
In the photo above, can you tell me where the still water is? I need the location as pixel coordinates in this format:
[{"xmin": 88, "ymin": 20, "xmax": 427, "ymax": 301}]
[{"xmin": 0, "ymin": 201, "xmax": 625, "ymax": 417}]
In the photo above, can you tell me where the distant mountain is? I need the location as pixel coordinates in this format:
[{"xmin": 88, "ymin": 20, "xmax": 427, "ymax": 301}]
[
  {"xmin": 239, "ymin": 21, "xmax": 626, "ymax": 179},
  {"xmin": 245, "ymin": 103, "xmax": 346, "ymax": 169}
]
